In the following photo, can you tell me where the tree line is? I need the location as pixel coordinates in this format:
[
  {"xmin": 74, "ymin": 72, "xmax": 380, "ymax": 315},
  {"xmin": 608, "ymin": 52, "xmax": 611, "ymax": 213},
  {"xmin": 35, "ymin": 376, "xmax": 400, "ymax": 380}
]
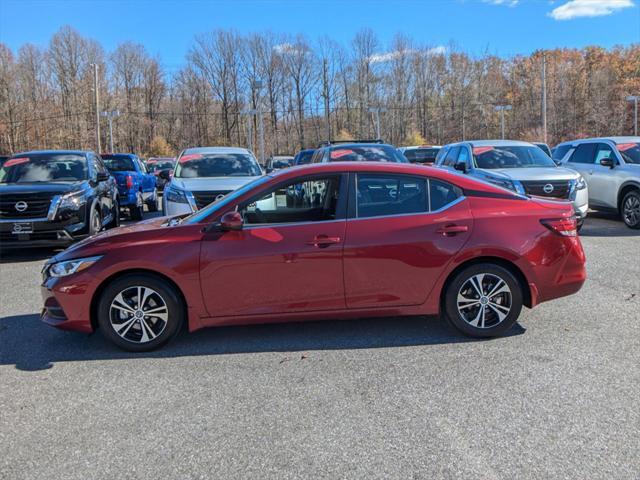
[{"xmin": 0, "ymin": 26, "xmax": 638, "ymax": 158}]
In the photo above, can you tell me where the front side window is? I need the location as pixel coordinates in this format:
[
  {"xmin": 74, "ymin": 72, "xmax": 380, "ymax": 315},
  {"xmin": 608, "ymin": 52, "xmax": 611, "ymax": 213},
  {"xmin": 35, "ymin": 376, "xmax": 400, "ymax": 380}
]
[
  {"xmin": 0, "ymin": 153, "xmax": 88, "ymax": 183},
  {"xmin": 473, "ymin": 146, "xmax": 557, "ymax": 169},
  {"xmin": 458, "ymin": 147, "xmax": 470, "ymax": 164},
  {"xmin": 443, "ymin": 147, "xmax": 460, "ymax": 167},
  {"xmin": 174, "ymin": 153, "xmax": 261, "ymax": 178},
  {"xmin": 594, "ymin": 144, "xmax": 615, "ymax": 164},
  {"xmin": 569, "ymin": 143, "xmax": 597, "ymax": 164},
  {"xmin": 241, "ymin": 175, "xmax": 341, "ymax": 225},
  {"xmin": 356, "ymin": 174, "xmax": 428, "ymax": 218}
]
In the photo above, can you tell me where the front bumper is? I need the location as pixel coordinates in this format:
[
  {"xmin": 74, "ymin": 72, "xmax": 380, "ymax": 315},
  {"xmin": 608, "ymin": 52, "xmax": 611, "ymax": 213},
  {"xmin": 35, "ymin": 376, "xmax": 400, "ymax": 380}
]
[
  {"xmin": 0, "ymin": 214, "xmax": 88, "ymax": 248},
  {"xmin": 40, "ymin": 271, "xmax": 94, "ymax": 333},
  {"xmin": 163, "ymin": 198, "xmax": 194, "ymax": 216},
  {"xmin": 572, "ymin": 188, "xmax": 589, "ymax": 224}
]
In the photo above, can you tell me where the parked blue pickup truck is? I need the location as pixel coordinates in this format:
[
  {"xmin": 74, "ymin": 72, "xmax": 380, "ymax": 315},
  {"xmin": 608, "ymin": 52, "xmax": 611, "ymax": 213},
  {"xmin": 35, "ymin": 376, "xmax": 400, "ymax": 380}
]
[{"xmin": 101, "ymin": 153, "xmax": 157, "ymax": 220}]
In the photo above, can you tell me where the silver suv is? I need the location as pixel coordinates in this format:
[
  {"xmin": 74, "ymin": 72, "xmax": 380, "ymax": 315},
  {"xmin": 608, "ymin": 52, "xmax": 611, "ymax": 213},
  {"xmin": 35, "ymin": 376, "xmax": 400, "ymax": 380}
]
[
  {"xmin": 435, "ymin": 140, "xmax": 589, "ymax": 227},
  {"xmin": 554, "ymin": 137, "xmax": 640, "ymax": 229}
]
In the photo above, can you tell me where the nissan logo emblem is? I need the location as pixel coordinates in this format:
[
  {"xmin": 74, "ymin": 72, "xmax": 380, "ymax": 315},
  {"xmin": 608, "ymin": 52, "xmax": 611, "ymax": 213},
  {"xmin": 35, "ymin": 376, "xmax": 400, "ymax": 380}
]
[
  {"xmin": 14, "ymin": 201, "xmax": 28, "ymax": 212},
  {"xmin": 543, "ymin": 184, "xmax": 554, "ymax": 194}
]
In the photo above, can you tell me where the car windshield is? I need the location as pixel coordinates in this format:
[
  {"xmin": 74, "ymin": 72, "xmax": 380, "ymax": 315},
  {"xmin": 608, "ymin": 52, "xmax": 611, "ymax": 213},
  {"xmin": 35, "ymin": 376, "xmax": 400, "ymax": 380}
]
[
  {"xmin": 295, "ymin": 151, "xmax": 314, "ymax": 165},
  {"xmin": 174, "ymin": 153, "xmax": 261, "ymax": 178},
  {"xmin": 271, "ymin": 159, "xmax": 292, "ymax": 169},
  {"xmin": 329, "ymin": 145, "xmax": 408, "ymax": 163},
  {"xmin": 0, "ymin": 153, "xmax": 88, "ymax": 183},
  {"xmin": 149, "ymin": 161, "xmax": 175, "ymax": 171},
  {"xmin": 183, "ymin": 175, "xmax": 271, "ymax": 224},
  {"xmin": 534, "ymin": 144, "xmax": 552, "ymax": 157},
  {"xmin": 617, "ymin": 143, "xmax": 640, "ymax": 164},
  {"xmin": 403, "ymin": 148, "xmax": 440, "ymax": 163},
  {"xmin": 473, "ymin": 146, "xmax": 557, "ymax": 169},
  {"xmin": 101, "ymin": 155, "xmax": 135, "ymax": 172}
]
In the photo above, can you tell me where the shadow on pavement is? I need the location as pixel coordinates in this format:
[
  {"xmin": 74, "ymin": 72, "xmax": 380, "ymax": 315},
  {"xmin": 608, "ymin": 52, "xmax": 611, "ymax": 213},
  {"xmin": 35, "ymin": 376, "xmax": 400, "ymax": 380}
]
[
  {"xmin": 579, "ymin": 211, "xmax": 640, "ymax": 238},
  {"xmin": 0, "ymin": 313, "xmax": 525, "ymax": 371}
]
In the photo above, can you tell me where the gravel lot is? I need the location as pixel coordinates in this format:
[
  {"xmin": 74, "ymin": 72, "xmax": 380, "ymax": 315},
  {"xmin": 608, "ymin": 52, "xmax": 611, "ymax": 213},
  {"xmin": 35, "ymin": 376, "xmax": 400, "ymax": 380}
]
[{"xmin": 1, "ymin": 211, "xmax": 638, "ymax": 480}]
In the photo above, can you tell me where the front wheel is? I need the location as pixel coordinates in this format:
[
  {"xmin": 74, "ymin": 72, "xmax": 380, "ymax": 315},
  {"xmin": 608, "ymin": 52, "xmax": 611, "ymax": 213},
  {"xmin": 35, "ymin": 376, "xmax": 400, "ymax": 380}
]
[
  {"xmin": 88, "ymin": 207, "xmax": 102, "ymax": 236},
  {"xmin": 106, "ymin": 199, "xmax": 120, "ymax": 229},
  {"xmin": 444, "ymin": 263, "xmax": 523, "ymax": 338},
  {"xmin": 130, "ymin": 192, "xmax": 144, "ymax": 221},
  {"xmin": 97, "ymin": 274, "xmax": 185, "ymax": 351},
  {"xmin": 621, "ymin": 190, "xmax": 640, "ymax": 229}
]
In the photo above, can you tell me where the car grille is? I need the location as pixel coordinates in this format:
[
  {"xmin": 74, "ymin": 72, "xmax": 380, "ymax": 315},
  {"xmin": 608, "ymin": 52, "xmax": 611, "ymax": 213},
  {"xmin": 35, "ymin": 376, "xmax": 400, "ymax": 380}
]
[
  {"xmin": 521, "ymin": 180, "xmax": 572, "ymax": 199},
  {"xmin": 191, "ymin": 190, "xmax": 232, "ymax": 209},
  {"xmin": 0, "ymin": 192, "xmax": 53, "ymax": 219}
]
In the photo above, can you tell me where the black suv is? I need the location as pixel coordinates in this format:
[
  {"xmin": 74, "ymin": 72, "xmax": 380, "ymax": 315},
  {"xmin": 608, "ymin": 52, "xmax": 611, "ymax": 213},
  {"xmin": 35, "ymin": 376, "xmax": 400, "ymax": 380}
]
[
  {"xmin": 0, "ymin": 150, "xmax": 120, "ymax": 247},
  {"xmin": 311, "ymin": 140, "xmax": 408, "ymax": 163}
]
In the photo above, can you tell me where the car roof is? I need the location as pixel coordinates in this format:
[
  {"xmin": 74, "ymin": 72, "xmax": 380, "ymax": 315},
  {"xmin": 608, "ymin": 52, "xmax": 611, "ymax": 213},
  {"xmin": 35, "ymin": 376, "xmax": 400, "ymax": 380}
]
[
  {"xmin": 467, "ymin": 140, "xmax": 534, "ymax": 147},
  {"xmin": 12, "ymin": 149, "xmax": 90, "ymax": 157},
  {"xmin": 182, "ymin": 146, "xmax": 251, "ymax": 155},
  {"xmin": 268, "ymin": 161, "xmax": 520, "ymax": 195},
  {"xmin": 325, "ymin": 142, "xmax": 394, "ymax": 149},
  {"xmin": 556, "ymin": 136, "xmax": 640, "ymax": 147},
  {"xmin": 401, "ymin": 145, "xmax": 442, "ymax": 150}
]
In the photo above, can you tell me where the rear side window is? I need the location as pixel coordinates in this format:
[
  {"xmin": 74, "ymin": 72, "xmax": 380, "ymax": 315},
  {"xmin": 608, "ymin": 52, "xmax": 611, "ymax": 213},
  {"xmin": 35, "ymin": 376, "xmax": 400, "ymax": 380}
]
[
  {"xmin": 569, "ymin": 144, "xmax": 597, "ymax": 164},
  {"xmin": 355, "ymin": 174, "xmax": 461, "ymax": 218},
  {"xmin": 552, "ymin": 145, "xmax": 572, "ymax": 162}
]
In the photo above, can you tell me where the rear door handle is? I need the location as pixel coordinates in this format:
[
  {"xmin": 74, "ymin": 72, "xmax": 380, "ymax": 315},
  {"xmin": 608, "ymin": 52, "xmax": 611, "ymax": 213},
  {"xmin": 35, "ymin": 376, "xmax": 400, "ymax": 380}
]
[
  {"xmin": 306, "ymin": 235, "xmax": 341, "ymax": 248},
  {"xmin": 436, "ymin": 224, "xmax": 469, "ymax": 236}
]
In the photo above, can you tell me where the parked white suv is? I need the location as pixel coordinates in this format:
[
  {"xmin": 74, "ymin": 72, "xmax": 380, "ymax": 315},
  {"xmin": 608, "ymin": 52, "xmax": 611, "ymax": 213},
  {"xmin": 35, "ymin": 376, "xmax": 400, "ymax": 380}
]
[
  {"xmin": 555, "ymin": 137, "xmax": 640, "ymax": 229},
  {"xmin": 435, "ymin": 140, "xmax": 589, "ymax": 227},
  {"xmin": 162, "ymin": 147, "xmax": 263, "ymax": 216}
]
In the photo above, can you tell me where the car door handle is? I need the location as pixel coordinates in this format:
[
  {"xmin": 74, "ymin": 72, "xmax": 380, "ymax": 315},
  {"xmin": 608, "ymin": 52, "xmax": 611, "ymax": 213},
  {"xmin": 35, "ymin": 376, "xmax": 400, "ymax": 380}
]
[
  {"xmin": 306, "ymin": 235, "xmax": 341, "ymax": 248},
  {"xmin": 436, "ymin": 224, "xmax": 469, "ymax": 236}
]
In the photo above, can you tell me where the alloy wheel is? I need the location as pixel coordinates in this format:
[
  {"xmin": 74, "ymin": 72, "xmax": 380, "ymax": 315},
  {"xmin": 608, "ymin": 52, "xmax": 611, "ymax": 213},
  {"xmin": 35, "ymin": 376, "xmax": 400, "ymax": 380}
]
[
  {"xmin": 457, "ymin": 273, "xmax": 512, "ymax": 329},
  {"xmin": 623, "ymin": 195, "xmax": 640, "ymax": 227},
  {"xmin": 109, "ymin": 286, "xmax": 169, "ymax": 343}
]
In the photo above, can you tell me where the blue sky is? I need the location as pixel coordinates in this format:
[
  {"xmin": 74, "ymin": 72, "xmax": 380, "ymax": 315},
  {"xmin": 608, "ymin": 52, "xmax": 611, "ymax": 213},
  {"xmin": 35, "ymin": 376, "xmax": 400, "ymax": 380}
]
[{"xmin": 1, "ymin": 0, "xmax": 638, "ymax": 70}]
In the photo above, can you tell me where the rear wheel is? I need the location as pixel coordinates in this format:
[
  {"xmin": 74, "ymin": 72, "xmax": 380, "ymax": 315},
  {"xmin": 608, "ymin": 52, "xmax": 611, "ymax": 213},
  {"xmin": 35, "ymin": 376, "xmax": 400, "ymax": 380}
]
[
  {"xmin": 97, "ymin": 274, "xmax": 184, "ymax": 351},
  {"xmin": 444, "ymin": 263, "xmax": 523, "ymax": 338},
  {"xmin": 130, "ymin": 192, "xmax": 144, "ymax": 221},
  {"xmin": 621, "ymin": 190, "xmax": 640, "ymax": 229}
]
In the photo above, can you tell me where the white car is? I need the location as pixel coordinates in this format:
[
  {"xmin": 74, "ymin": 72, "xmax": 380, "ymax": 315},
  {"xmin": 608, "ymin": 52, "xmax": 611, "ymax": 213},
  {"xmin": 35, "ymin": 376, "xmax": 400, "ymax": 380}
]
[
  {"xmin": 399, "ymin": 145, "xmax": 442, "ymax": 164},
  {"xmin": 162, "ymin": 147, "xmax": 263, "ymax": 216}
]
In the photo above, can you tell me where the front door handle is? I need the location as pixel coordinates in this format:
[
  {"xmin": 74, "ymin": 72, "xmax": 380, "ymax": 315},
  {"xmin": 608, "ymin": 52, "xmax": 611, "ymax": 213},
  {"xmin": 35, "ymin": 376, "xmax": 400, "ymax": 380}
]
[
  {"xmin": 306, "ymin": 235, "xmax": 341, "ymax": 248},
  {"xmin": 436, "ymin": 224, "xmax": 469, "ymax": 236}
]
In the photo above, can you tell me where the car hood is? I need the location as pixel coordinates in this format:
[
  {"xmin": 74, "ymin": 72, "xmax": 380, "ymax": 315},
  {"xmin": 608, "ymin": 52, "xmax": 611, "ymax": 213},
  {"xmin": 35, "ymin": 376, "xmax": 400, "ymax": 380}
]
[
  {"xmin": 170, "ymin": 176, "xmax": 260, "ymax": 192},
  {"xmin": 0, "ymin": 181, "xmax": 86, "ymax": 196},
  {"xmin": 51, "ymin": 215, "xmax": 174, "ymax": 263},
  {"xmin": 481, "ymin": 167, "xmax": 580, "ymax": 181}
]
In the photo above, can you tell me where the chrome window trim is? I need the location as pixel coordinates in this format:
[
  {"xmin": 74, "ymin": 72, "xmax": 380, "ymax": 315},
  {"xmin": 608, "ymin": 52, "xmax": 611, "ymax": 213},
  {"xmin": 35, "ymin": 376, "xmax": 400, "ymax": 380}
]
[
  {"xmin": 240, "ymin": 218, "xmax": 345, "ymax": 231},
  {"xmin": 348, "ymin": 195, "xmax": 465, "ymax": 222}
]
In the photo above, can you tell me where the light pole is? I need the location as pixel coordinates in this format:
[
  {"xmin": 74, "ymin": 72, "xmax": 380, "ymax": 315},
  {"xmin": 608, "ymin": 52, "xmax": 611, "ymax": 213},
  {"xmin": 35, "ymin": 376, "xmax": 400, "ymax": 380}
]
[
  {"xmin": 367, "ymin": 107, "xmax": 387, "ymax": 140},
  {"xmin": 626, "ymin": 95, "xmax": 639, "ymax": 136},
  {"xmin": 494, "ymin": 105, "xmax": 512, "ymax": 140},
  {"xmin": 100, "ymin": 110, "xmax": 120, "ymax": 152},
  {"xmin": 241, "ymin": 109, "xmax": 256, "ymax": 152},
  {"xmin": 90, "ymin": 63, "xmax": 101, "ymax": 153},
  {"xmin": 253, "ymin": 79, "xmax": 265, "ymax": 165}
]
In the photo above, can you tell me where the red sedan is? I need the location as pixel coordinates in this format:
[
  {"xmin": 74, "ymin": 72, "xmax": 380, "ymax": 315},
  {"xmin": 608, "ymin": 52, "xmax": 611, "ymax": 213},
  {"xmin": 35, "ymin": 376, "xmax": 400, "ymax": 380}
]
[{"xmin": 41, "ymin": 162, "xmax": 586, "ymax": 351}]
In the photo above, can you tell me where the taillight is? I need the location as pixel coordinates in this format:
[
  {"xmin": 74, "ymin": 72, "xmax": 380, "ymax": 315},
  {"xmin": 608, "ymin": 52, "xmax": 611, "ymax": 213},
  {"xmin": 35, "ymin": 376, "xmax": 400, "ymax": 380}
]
[
  {"xmin": 126, "ymin": 175, "xmax": 133, "ymax": 189},
  {"xmin": 540, "ymin": 217, "xmax": 578, "ymax": 237}
]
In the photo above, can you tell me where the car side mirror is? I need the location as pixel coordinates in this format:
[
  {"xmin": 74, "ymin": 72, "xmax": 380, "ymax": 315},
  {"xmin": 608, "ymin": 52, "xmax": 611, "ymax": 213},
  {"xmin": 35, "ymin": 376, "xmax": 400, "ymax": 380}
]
[
  {"xmin": 265, "ymin": 167, "xmax": 273, "ymax": 174},
  {"xmin": 96, "ymin": 172, "xmax": 110, "ymax": 182},
  {"xmin": 454, "ymin": 161, "xmax": 468, "ymax": 173},
  {"xmin": 217, "ymin": 211, "xmax": 243, "ymax": 231},
  {"xmin": 600, "ymin": 158, "xmax": 614, "ymax": 168}
]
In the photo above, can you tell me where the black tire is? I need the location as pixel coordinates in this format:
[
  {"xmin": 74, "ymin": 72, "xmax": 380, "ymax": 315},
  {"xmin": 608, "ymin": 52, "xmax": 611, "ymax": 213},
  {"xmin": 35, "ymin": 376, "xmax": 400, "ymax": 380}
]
[
  {"xmin": 88, "ymin": 207, "xmax": 102, "ymax": 236},
  {"xmin": 147, "ymin": 189, "xmax": 159, "ymax": 212},
  {"xmin": 97, "ymin": 273, "xmax": 184, "ymax": 352},
  {"xmin": 444, "ymin": 263, "xmax": 523, "ymax": 338},
  {"xmin": 106, "ymin": 199, "xmax": 120, "ymax": 229},
  {"xmin": 129, "ymin": 205, "xmax": 143, "ymax": 221},
  {"xmin": 621, "ymin": 190, "xmax": 640, "ymax": 229}
]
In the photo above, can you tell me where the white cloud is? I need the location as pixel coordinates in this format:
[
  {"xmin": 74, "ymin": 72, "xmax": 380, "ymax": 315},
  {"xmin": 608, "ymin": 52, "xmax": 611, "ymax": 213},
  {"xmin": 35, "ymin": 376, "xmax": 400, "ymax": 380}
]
[
  {"xmin": 549, "ymin": 0, "xmax": 635, "ymax": 20},
  {"xmin": 273, "ymin": 43, "xmax": 306, "ymax": 55},
  {"xmin": 368, "ymin": 46, "xmax": 445, "ymax": 64},
  {"xmin": 483, "ymin": 0, "xmax": 520, "ymax": 6}
]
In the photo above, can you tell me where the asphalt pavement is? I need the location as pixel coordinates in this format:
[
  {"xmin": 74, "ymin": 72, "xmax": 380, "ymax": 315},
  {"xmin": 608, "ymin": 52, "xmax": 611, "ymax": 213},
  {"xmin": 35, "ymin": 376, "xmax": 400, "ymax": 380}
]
[{"xmin": 0, "ymin": 210, "xmax": 638, "ymax": 479}]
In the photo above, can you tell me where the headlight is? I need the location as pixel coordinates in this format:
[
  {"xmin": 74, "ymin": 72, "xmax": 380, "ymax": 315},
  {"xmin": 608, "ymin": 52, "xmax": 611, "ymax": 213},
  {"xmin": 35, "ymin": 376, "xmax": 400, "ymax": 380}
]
[
  {"xmin": 165, "ymin": 186, "xmax": 188, "ymax": 204},
  {"xmin": 47, "ymin": 256, "xmax": 102, "ymax": 278},
  {"xmin": 575, "ymin": 176, "xmax": 587, "ymax": 190},
  {"xmin": 487, "ymin": 177, "xmax": 516, "ymax": 192},
  {"xmin": 59, "ymin": 190, "xmax": 89, "ymax": 210},
  {"xmin": 512, "ymin": 180, "xmax": 526, "ymax": 195}
]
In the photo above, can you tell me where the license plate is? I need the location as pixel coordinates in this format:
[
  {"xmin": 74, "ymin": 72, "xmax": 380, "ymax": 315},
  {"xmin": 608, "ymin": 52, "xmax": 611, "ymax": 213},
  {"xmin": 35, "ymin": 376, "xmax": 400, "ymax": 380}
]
[{"xmin": 11, "ymin": 222, "xmax": 33, "ymax": 234}]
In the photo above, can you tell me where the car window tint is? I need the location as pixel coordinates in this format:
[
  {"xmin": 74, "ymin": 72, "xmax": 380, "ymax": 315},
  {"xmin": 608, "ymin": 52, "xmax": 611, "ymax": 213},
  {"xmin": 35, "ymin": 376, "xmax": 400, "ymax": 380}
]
[
  {"xmin": 435, "ymin": 147, "xmax": 448, "ymax": 164},
  {"xmin": 430, "ymin": 179, "xmax": 462, "ymax": 211},
  {"xmin": 594, "ymin": 144, "xmax": 615, "ymax": 164},
  {"xmin": 356, "ymin": 174, "xmax": 428, "ymax": 218},
  {"xmin": 552, "ymin": 144, "xmax": 571, "ymax": 162},
  {"xmin": 242, "ymin": 176, "xmax": 340, "ymax": 225},
  {"xmin": 569, "ymin": 143, "xmax": 597, "ymax": 164},
  {"xmin": 443, "ymin": 147, "xmax": 460, "ymax": 166},
  {"xmin": 458, "ymin": 147, "xmax": 469, "ymax": 164}
]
